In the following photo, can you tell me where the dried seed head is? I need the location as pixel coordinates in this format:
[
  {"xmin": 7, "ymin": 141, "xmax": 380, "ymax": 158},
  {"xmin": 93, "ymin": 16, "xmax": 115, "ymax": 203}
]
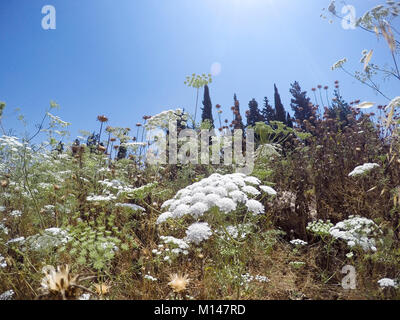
[{"xmin": 168, "ymin": 273, "xmax": 190, "ymax": 293}]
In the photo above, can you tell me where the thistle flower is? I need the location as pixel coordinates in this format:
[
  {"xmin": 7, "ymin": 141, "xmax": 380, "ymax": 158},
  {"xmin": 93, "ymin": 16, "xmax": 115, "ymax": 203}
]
[
  {"xmin": 168, "ymin": 273, "xmax": 190, "ymax": 293},
  {"xmin": 39, "ymin": 265, "xmax": 79, "ymax": 300},
  {"xmin": 1, "ymin": 180, "xmax": 9, "ymax": 188},
  {"xmin": 94, "ymin": 283, "xmax": 111, "ymax": 295}
]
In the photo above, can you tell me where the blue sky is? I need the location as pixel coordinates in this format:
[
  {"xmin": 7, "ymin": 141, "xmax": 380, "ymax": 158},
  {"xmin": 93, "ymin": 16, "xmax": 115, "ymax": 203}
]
[{"xmin": 0, "ymin": 0, "xmax": 398, "ymax": 142}]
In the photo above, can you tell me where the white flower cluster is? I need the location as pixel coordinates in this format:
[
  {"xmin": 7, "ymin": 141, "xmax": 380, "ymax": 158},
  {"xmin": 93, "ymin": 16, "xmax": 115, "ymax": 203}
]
[
  {"xmin": 10, "ymin": 210, "xmax": 22, "ymax": 218},
  {"xmin": 185, "ymin": 222, "xmax": 212, "ymax": 245},
  {"xmin": 329, "ymin": 216, "xmax": 382, "ymax": 252},
  {"xmin": 255, "ymin": 143, "xmax": 281, "ymax": 160},
  {"xmin": 6, "ymin": 236, "xmax": 25, "ymax": 245},
  {"xmin": 0, "ymin": 254, "xmax": 7, "ymax": 268},
  {"xmin": 348, "ymin": 163, "xmax": 380, "ymax": 177},
  {"xmin": 115, "ymin": 203, "xmax": 145, "ymax": 212},
  {"xmin": 259, "ymin": 185, "xmax": 277, "ymax": 196},
  {"xmin": 79, "ymin": 293, "xmax": 91, "ymax": 300},
  {"xmin": 86, "ymin": 194, "xmax": 117, "ymax": 202},
  {"xmin": 23, "ymin": 228, "xmax": 70, "ymax": 252},
  {"xmin": 152, "ymin": 236, "xmax": 189, "ymax": 257},
  {"xmin": 0, "ymin": 135, "xmax": 24, "ymax": 149},
  {"xmin": 144, "ymin": 274, "xmax": 158, "ymax": 282},
  {"xmin": 145, "ymin": 108, "xmax": 189, "ymax": 130},
  {"xmin": 0, "ymin": 219, "xmax": 9, "ymax": 235},
  {"xmin": 98, "ymin": 179, "xmax": 136, "ymax": 195},
  {"xmin": 377, "ymin": 278, "xmax": 398, "ymax": 288},
  {"xmin": 160, "ymin": 236, "xmax": 189, "ymax": 250},
  {"xmin": 290, "ymin": 239, "xmax": 308, "ymax": 246},
  {"xmin": 0, "ymin": 289, "xmax": 14, "ymax": 300},
  {"xmin": 218, "ymin": 224, "xmax": 250, "ymax": 240},
  {"xmin": 307, "ymin": 220, "xmax": 334, "ymax": 237},
  {"xmin": 238, "ymin": 273, "xmax": 270, "ymax": 285},
  {"xmin": 158, "ymin": 173, "xmax": 273, "ymax": 224}
]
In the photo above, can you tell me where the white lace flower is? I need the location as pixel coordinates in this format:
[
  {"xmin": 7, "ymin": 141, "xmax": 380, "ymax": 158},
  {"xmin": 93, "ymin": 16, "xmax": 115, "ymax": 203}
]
[
  {"xmin": 377, "ymin": 278, "xmax": 398, "ymax": 288},
  {"xmin": 244, "ymin": 176, "xmax": 261, "ymax": 185},
  {"xmin": 0, "ymin": 289, "xmax": 14, "ymax": 300},
  {"xmin": 189, "ymin": 202, "xmax": 208, "ymax": 218},
  {"xmin": 242, "ymin": 185, "xmax": 261, "ymax": 196},
  {"xmin": 216, "ymin": 197, "xmax": 237, "ymax": 213},
  {"xmin": 224, "ymin": 182, "xmax": 239, "ymax": 192},
  {"xmin": 214, "ymin": 186, "xmax": 228, "ymax": 197},
  {"xmin": 10, "ymin": 210, "xmax": 22, "ymax": 218},
  {"xmin": 245, "ymin": 199, "xmax": 264, "ymax": 214},
  {"xmin": 172, "ymin": 204, "xmax": 190, "ymax": 218},
  {"xmin": 204, "ymin": 193, "xmax": 221, "ymax": 208},
  {"xmin": 160, "ymin": 236, "xmax": 189, "ymax": 249},
  {"xmin": 229, "ymin": 190, "xmax": 248, "ymax": 203},
  {"xmin": 191, "ymin": 193, "xmax": 207, "ymax": 204},
  {"xmin": 0, "ymin": 254, "xmax": 7, "ymax": 268},
  {"xmin": 348, "ymin": 163, "xmax": 379, "ymax": 177},
  {"xmin": 329, "ymin": 216, "xmax": 382, "ymax": 251},
  {"xmin": 290, "ymin": 239, "xmax": 308, "ymax": 246},
  {"xmin": 260, "ymin": 185, "xmax": 277, "ymax": 196},
  {"xmin": 185, "ymin": 222, "xmax": 212, "ymax": 245},
  {"xmin": 156, "ymin": 211, "xmax": 173, "ymax": 224}
]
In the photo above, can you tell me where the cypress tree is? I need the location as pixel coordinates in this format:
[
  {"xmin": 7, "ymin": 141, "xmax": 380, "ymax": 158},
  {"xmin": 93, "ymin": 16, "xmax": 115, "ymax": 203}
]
[
  {"xmin": 290, "ymin": 81, "xmax": 315, "ymax": 131},
  {"xmin": 261, "ymin": 97, "xmax": 276, "ymax": 124},
  {"xmin": 328, "ymin": 89, "xmax": 352, "ymax": 127},
  {"xmin": 246, "ymin": 98, "xmax": 264, "ymax": 127},
  {"xmin": 274, "ymin": 84, "xmax": 287, "ymax": 123},
  {"xmin": 233, "ymin": 94, "xmax": 245, "ymax": 131},
  {"xmin": 286, "ymin": 112, "xmax": 294, "ymax": 128},
  {"xmin": 201, "ymin": 84, "xmax": 214, "ymax": 127}
]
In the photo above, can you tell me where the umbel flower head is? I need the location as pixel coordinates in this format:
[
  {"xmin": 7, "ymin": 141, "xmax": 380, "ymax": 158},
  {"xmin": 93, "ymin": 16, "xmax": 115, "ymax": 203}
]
[{"xmin": 168, "ymin": 273, "xmax": 190, "ymax": 293}]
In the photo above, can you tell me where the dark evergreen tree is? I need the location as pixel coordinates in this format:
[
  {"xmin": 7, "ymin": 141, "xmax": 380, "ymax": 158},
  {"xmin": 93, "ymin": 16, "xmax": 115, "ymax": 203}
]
[
  {"xmin": 55, "ymin": 141, "xmax": 64, "ymax": 154},
  {"xmin": 286, "ymin": 112, "xmax": 294, "ymax": 128},
  {"xmin": 261, "ymin": 97, "xmax": 276, "ymax": 124},
  {"xmin": 87, "ymin": 132, "xmax": 99, "ymax": 153},
  {"xmin": 117, "ymin": 146, "xmax": 127, "ymax": 160},
  {"xmin": 290, "ymin": 81, "xmax": 314, "ymax": 131},
  {"xmin": 201, "ymin": 84, "xmax": 214, "ymax": 127},
  {"xmin": 274, "ymin": 84, "xmax": 287, "ymax": 123},
  {"xmin": 233, "ymin": 94, "xmax": 245, "ymax": 131},
  {"xmin": 328, "ymin": 89, "xmax": 352, "ymax": 128},
  {"xmin": 246, "ymin": 98, "xmax": 264, "ymax": 127}
]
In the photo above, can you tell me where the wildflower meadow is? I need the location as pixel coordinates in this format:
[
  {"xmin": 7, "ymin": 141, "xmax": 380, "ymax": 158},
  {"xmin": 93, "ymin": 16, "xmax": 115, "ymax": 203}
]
[{"xmin": 0, "ymin": 1, "xmax": 399, "ymax": 301}]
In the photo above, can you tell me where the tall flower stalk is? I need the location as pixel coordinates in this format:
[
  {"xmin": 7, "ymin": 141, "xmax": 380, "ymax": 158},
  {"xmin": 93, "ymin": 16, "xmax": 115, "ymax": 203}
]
[
  {"xmin": 184, "ymin": 73, "xmax": 212, "ymax": 128},
  {"xmin": 97, "ymin": 115, "xmax": 108, "ymax": 147}
]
